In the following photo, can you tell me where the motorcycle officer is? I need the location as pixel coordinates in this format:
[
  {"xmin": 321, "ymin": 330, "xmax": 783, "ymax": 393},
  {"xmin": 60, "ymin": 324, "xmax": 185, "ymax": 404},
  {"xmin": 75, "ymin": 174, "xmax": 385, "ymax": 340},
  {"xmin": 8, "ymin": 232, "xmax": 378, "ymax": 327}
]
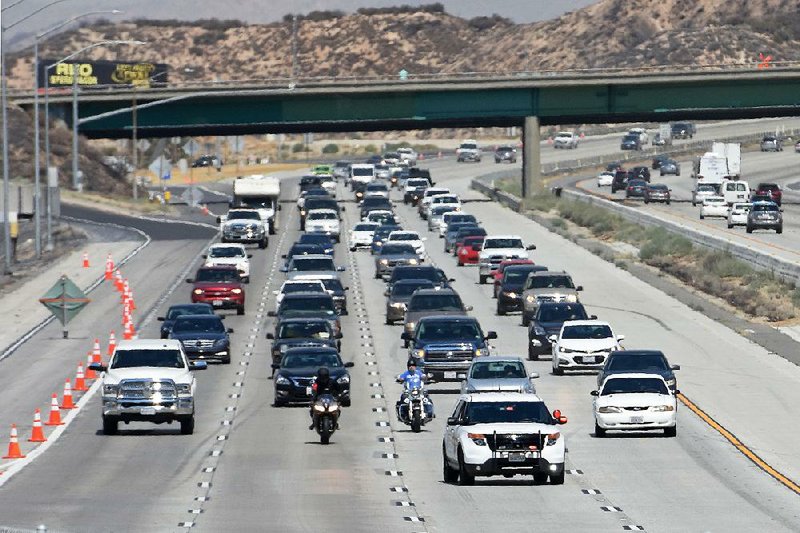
[
  {"xmin": 395, "ymin": 360, "xmax": 434, "ymax": 419},
  {"xmin": 309, "ymin": 367, "xmax": 341, "ymax": 430}
]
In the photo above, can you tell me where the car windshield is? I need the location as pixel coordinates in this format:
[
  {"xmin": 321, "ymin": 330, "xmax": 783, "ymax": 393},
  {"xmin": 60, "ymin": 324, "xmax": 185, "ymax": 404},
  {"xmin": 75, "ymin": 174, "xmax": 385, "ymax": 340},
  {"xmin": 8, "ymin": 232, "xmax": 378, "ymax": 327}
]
[
  {"xmin": 227, "ymin": 211, "xmax": 260, "ymax": 221},
  {"xmin": 460, "ymin": 143, "xmax": 477, "ymax": 150},
  {"xmin": 367, "ymin": 184, "xmax": 388, "ymax": 191},
  {"xmin": 381, "ymin": 244, "xmax": 416, "ymax": 255},
  {"xmin": 307, "ymin": 211, "xmax": 337, "ymax": 220},
  {"xmin": 390, "ymin": 233, "xmax": 418, "ymax": 241},
  {"xmin": 498, "ymin": 146, "xmax": 514, "ymax": 151},
  {"xmin": 470, "ymin": 361, "xmax": 526, "ymax": 379},
  {"xmin": 353, "ymin": 223, "xmax": 378, "ymax": 232},
  {"xmin": 281, "ymin": 298, "xmax": 335, "ymax": 315},
  {"xmin": 752, "ymin": 204, "xmax": 779, "ymax": 212},
  {"xmin": 447, "ymin": 214, "xmax": 476, "ymax": 224},
  {"xmin": 393, "ymin": 281, "xmax": 434, "ymax": 297},
  {"xmin": 362, "ymin": 197, "xmax": 390, "ymax": 207},
  {"xmin": 111, "ymin": 349, "xmax": 185, "ymax": 369},
  {"xmin": 623, "ymin": 135, "xmax": 638, "ymax": 141},
  {"xmin": 319, "ymin": 278, "xmax": 344, "ymax": 292},
  {"xmin": 528, "ymin": 275, "xmax": 575, "ymax": 290},
  {"xmin": 537, "ymin": 304, "xmax": 587, "ymax": 322},
  {"xmin": 433, "ymin": 196, "xmax": 458, "ymax": 203},
  {"xmin": 291, "ymin": 258, "xmax": 335, "ymax": 271},
  {"xmin": 417, "ymin": 320, "xmax": 481, "ymax": 340},
  {"xmin": 601, "ymin": 377, "xmax": 669, "ymax": 395},
  {"xmin": 172, "ymin": 317, "xmax": 225, "ymax": 334},
  {"xmin": 299, "ymin": 235, "xmax": 333, "ymax": 247},
  {"xmin": 484, "ymin": 238, "xmax": 523, "ymax": 249},
  {"xmin": 393, "ymin": 268, "xmax": 445, "ymax": 283},
  {"xmin": 407, "ymin": 179, "xmax": 428, "ymax": 188},
  {"xmin": 282, "ymin": 282, "xmax": 324, "ymax": 294},
  {"xmin": 608, "ymin": 354, "xmax": 668, "ymax": 372},
  {"xmin": 195, "ymin": 269, "xmax": 240, "ymax": 283},
  {"xmin": 374, "ymin": 226, "xmax": 401, "ymax": 239},
  {"xmin": 166, "ymin": 306, "xmax": 213, "ymax": 320},
  {"xmin": 209, "ymin": 247, "xmax": 245, "ymax": 258},
  {"xmin": 408, "ymin": 294, "xmax": 463, "ymax": 311},
  {"xmin": 504, "ymin": 268, "xmax": 540, "ymax": 283},
  {"xmin": 281, "ymin": 353, "xmax": 342, "ymax": 368},
  {"xmin": 562, "ymin": 324, "xmax": 612, "ymax": 339},
  {"xmin": 352, "ymin": 167, "xmax": 373, "ymax": 177},
  {"xmin": 464, "ymin": 401, "xmax": 554, "ymax": 425},
  {"xmin": 278, "ymin": 323, "xmax": 331, "ymax": 339},
  {"xmin": 697, "ymin": 185, "xmax": 716, "ymax": 192}
]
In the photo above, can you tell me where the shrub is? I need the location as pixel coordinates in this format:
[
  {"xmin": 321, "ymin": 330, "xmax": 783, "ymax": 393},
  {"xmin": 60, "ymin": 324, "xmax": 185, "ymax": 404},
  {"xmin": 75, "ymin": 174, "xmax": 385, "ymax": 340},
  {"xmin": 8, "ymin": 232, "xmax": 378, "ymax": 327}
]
[
  {"xmin": 291, "ymin": 143, "xmax": 306, "ymax": 153},
  {"xmin": 321, "ymin": 143, "xmax": 339, "ymax": 154},
  {"xmin": 363, "ymin": 144, "xmax": 377, "ymax": 153}
]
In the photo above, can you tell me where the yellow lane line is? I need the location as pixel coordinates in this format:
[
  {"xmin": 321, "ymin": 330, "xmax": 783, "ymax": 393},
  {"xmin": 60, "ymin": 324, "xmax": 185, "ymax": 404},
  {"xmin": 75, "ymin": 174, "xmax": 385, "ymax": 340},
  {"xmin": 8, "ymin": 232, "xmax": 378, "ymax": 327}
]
[{"xmin": 678, "ymin": 393, "xmax": 800, "ymax": 496}]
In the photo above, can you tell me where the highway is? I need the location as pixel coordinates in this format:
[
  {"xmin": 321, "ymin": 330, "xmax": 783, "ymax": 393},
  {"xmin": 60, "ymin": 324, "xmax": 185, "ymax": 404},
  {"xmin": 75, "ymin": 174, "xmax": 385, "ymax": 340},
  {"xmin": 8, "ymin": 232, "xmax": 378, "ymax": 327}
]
[{"xmin": 0, "ymin": 144, "xmax": 799, "ymax": 531}]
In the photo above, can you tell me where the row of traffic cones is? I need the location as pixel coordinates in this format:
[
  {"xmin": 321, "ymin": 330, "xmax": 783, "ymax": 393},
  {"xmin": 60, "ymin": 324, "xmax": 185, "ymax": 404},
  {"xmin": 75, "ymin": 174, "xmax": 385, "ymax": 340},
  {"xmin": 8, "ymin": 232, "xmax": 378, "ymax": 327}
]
[{"xmin": 2, "ymin": 334, "xmax": 116, "ymax": 461}]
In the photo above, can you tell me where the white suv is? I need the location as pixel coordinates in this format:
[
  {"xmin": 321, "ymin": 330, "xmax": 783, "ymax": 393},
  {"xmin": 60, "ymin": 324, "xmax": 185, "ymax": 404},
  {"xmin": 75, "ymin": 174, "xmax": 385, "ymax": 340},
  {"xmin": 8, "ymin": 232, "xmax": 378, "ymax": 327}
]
[
  {"xmin": 305, "ymin": 209, "xmax": 341, "ymax": 242},
  {"xmin": 478, "ymin": 235, "xmax": 535, "ymax": 284},
  {"xmin": 90, "ymin": 339, "xmax": 206, "ymax": 435},
  {"xmin": 442, "ymin": 393, "xmax": 567, "ymax": 485},
  {"xmin": 550, "ymin": 320, "xmax": 624, "ymax": 375},
  {"xmin": 203, "ymin": 243, "xmax": 251, "ymax": 283},
  {"xmin": 553, "ymin": 131, "xmax": 579, "ymax": 149}
]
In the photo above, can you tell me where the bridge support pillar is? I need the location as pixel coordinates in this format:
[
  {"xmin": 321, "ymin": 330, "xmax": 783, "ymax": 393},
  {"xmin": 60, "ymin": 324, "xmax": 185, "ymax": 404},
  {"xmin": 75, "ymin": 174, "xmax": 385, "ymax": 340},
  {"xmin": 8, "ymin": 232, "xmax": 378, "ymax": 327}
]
[{"xmin": 522, "ymin": 115, "xmax": 542, "ymax": 198}]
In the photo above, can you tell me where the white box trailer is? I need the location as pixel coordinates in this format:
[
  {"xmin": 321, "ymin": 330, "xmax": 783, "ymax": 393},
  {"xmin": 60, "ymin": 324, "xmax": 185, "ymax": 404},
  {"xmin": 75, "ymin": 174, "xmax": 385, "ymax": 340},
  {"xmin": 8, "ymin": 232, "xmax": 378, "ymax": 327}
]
[
  {"xmin": 232, "ymin": 175, "xmax": 281, "ymax": 234},
  {"xmin": 711, "ymin": 142, "xmax": 741, "ymax": 179}
]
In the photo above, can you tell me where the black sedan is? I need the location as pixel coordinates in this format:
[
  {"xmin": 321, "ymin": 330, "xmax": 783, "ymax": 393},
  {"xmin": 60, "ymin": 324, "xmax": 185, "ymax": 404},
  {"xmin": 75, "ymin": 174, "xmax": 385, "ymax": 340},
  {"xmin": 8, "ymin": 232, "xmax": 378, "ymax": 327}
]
[
  {"xmin": 267, "ymin": 318, "xmax": 340, "ymax": 366},
  {"xmin": 625, "ymin": 179, "xmax": 648, "ymax": 199},
  {"xmin": 169, "ymin": 314, "xmax": 234, "ymax": 364},
  {"xmin": 158, "ymin": 303, "xmax": 217, "ymax": 339},
  {"xmin": 272, "ymin": 347, "xmax": 354, "ymax": 407},
  {"xmin": 527, "ymin": 302, "xmax": 592, "ymax": 360},
  {"xmin": 494, "ymin": 145, "xmax": 517, "ymax": 164}
]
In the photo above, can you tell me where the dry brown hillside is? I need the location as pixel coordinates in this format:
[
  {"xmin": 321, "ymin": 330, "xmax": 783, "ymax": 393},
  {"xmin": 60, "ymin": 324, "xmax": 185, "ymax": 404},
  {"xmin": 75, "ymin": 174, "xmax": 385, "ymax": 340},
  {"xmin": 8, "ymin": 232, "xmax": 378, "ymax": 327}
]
[{"xmin": 7, "ymin": 0, "xmax": 800, "ymax": 87}]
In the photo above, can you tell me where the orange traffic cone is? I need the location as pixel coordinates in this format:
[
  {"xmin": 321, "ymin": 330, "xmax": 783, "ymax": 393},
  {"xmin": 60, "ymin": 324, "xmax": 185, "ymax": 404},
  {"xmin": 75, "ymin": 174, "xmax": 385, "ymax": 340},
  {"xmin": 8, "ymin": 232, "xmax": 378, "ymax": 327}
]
[
  {"xmin": 123, "ymin": 320, "xmax": 135, "ymax": 340},
  {"xmin": 121, "ymin": 280, "xmax": 129, "ymax": 303},
  {"xmin": 45, "ymin": 394, "xmax": 63, "ymax": 426},
  {"xmin": 82, "ymin": 252, "xmax": 90, "ymax": 268},
  {"xmin": 85, "ymin": 351, "xmax": 97, "ymax": 379},
  {"xmin": 104, "ymin": 258, "xmax": 113, "ymax": 281},
  {"xmin": 107, "ymin": 331, "xmax": 116, "ymax": 356},
  {"xmin": 107, "ymin": 253, "xmax": 114, "ymax": 270},
  {"xmin": 28, "ymin": 410, "xmax": 47, "ymax": 443},
  {"xmin": 2, "ymin": 425, "xmax": 26, "ymax": 459},
  {"xmin": 127, "ymin": 291, "xmax": 136, "ymax": 310},
  {"xmin": 74, "ymin": 362, "xmax": 88, "ymax": 392},
  {"xmin": 114, "ymin": 270, "xmax": 124, "ymax": 292},
  {"xmin": 60, "ymin": 379, "xmax": 76, "ymax": 410}
]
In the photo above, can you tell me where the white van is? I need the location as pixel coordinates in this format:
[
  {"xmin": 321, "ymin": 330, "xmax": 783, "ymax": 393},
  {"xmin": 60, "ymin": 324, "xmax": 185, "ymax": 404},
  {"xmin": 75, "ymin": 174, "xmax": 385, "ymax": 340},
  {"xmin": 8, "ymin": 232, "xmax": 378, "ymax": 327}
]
[
  {"xmin": 350, "ymin": 164, "xmax": 376, "ymax": 186},
  {"xmin": 721, "ymin": 180, "xmax": 750, "ymax": 206}
]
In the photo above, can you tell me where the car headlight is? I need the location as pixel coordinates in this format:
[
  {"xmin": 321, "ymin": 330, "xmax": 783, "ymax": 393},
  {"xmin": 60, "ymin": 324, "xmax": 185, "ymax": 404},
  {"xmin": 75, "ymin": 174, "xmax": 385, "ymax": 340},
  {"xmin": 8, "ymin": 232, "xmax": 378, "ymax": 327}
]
[
  {"xmin": 467, "ymin": 433, "xmax": 487, "ymax": 446},
  {"xmin": 565, "ymin": 294, "xmax": 578, "ymax": 302},
  {"xmin": 652, "ymin": 405, "xmax": 675, "ymax": 412},
  {"xmin": 176, "ymin": 383, "xmax": 192, "ymax": 395},
  {"xmin": 405, "ymin": 322, "xmax": 415, "ymax": 332},
  {"xmin": 413, "ymin": 349, "xmax": 425, "ymax": 358},
  {"xmin": 231, "ymin": 288, "xmax": 242, "ymax": 294},
  {"xmin": 380, "ymin": 259, "xmax": 389, "ymax": 265},
  {"xmin": 559, "ymin": 346, "xmax": 575, "ymax": 353},
  {"xmin": 665, "ymin": 378, "xmax": 676, "ymax": 387},
  {"xmin": 336, "ymin": 375, "xmax": 350, "ymax": 385},
  {"xmin": 408, "ymin": 258, "xmax": 419, "ymax": 265},
  {"xmin": 103, "ymin": 384, "xmax": 119, "ymax": 395},
  {"xmin": 533, "ymin": 326, "xmax": 546, "ymax": 335},
  {"xmin": 193, "ymin": 289, "xmax": 204, "ymax": 295},
  {"xmin": 474, "ymin": 347, "xmax": 489, "ymax": 356},
  {"xmin": 545, "ymin": 432, "xmax": 560, "ymax": 446},
  {"xmin": 502, "ymin": 292, "xmax": 517, "ymax": 299},
  {"xmin": 275, "ymin": 375, "xmax": 290, "ymax": 385},
  {"xmin": 598, "ymin": 406, "xmax": 623, "ymax": 413},
  {"xmin": 525, "ymin": 295, "xmax": 536, "ymax": 303},
  {"xmin": 390, "ymin": 302, "xmax": 406, "ymax": 309},
  {"xmin": 214, "ymin": 338, "xmax": 229, "ymax": 347}
]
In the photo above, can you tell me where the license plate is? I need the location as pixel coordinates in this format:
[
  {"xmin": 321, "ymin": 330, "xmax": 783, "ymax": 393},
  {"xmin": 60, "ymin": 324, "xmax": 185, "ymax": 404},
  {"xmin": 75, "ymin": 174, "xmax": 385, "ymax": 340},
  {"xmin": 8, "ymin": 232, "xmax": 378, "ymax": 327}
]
[
  {"xmin": 212, "ymin": 300, "xmax": 223, "ymax": 306},
  {"xmin": 444, "ymin": 371, "xmax": 456, "ymax": 379},
  {"xmin": 140, "ymin": 407, "xmax": 156, "ymax": 415},
  {"xmin": 630, "ymin": 416, "xmax": 644, "ymax": 424},
  {"xmin": 508, "ymin": 453, "xmax": 526, "ymax": 463},
  {"xmin": 306, "ymin": 386, "xmax": 312, "ymax": 396}
]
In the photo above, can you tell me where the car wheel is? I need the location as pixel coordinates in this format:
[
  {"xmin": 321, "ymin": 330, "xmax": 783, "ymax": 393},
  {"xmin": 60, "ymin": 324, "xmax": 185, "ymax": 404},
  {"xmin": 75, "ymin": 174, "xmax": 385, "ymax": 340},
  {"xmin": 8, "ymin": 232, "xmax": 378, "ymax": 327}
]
[
  {"xmin": 237, "ymin": 306, "xmax": 245, "ymax": 316},
  {"xmin": 666, "ymin": 201, "xmax": 671, "ymax": 205},
  {"xmin": 521, "ymin": 314, "xmax": 530, "ymax": 327},
  {"xmin": 374, "ymin": 271, "xmax": 381, "ymax": 279},
  {"xmin": 595, "ymin": 422, "xmax": 606, "ymax": 438},
  {"xmin": 528, "ymin": 347, "xmax": 539, "ymax": 361},
  {"xmin": 102, "ymin": 416, "xmax": 118, "ymax": 435},
  {"xmin": 699, "ymin": 214, "xmax": 704, "ymax": 220},
  {"xmin": 553, "ymin": 366, "xmax": 564, "ymax": 376},
  {"xmin": 341, "ymin": 397, "xmax": 351, "ymax": 408},
  {"xmin": 180, "ymin": 416, "xmax": 195, "ymax": 435},
  {"xmin": 242, "ymin": 276, "xmax": 250, "ymax": 284},
  {"xmin": 777, "ymin": 226, "xmax": 783, "ymax": 234},
  {"xmin": 550, "ymin": 469, "xmax": 565, "ymax": 485},
  {"xmin": 746, "ymin": 226, "xmax": 753, "ymax": 234},
  {"xmin": 457, "ymin": 449, "xmax": 475, "ymax": 486},
  {"xmin": 644, "ymin": 199, "xmax": 649, "ymax": 204},
  {"xmin": 443, "ymin": 446, "xmax": 459, "ymax": 484},
  {"xmin": 479, "ymin": 275, "xmax": 487, "ymax": 284},
  {"xmin": 664, "ymin": 426, "xmax": 677, "ymax": 438},
  {"xmin": 532, "ymin": 472, "xmax": 549, "ymax": 485},
  {"xmin": 386, "ymin": 317, "xmax": 393, "ymax": 325},
  {"xmin": 497, "ymin": 305, "xmax": 505, "ymax": 316},
  {"xmin": 259, "ymin": 239, "xmax": 268, "ymax": 249},
  {"xmin": 273, "ymin": 400, "xmax": 287, "ymax": 408},
  {"xmin": 676, "ymin": 172, "xmax": 680, "ymax": 176},
  {"xmin": 727, "ymin": 224, "xmax": 733, "ymax": 229}
]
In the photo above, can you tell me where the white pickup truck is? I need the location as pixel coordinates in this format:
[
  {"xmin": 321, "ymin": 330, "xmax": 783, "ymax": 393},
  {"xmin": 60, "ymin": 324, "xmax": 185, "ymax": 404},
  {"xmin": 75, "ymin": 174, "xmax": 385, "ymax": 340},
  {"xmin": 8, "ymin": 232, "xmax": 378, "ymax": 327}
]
[
  {"xmin": 90, "ymin": 339, "xmax": 206, "ymax": 435},
  {"xmin": 478, "ymin": 235, "xmax": 536, "ymax": 284},
  {"xmin": 553, "ymin": 132, "xmax": 579, "ymax": 149},
  {"xmin": 456, "ymin": 140, "xmax": 481, "ymax": 163}
]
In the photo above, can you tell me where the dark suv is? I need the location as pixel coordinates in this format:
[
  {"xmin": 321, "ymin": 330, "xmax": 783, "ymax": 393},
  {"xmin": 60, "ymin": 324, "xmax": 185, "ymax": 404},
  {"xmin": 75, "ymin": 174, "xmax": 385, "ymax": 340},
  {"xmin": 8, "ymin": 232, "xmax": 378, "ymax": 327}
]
[
  {"xmin": 597, "ymin": 350, "xmax": 680, "ymax": 391},
  {"xmin": 494, "ymin": 145, "xmax": 517, "ymax": 164},
  {"xmin": 169, "ymin": 314, "xmax": 234, "ymax": 364},
  {"xmin": 496, "ymin": 264, "xmax": 549, "ymax": 315},
  {"xmin": 629, "ymin": 166, "xmax": 651, "ymax": 182},
  {"xmin": 755, "ymin": 183, "xmax": 782, "ymax": 206},
  {"xmin": 747, "ymin": 201, "xmax": 783, "ymax": 233},
  {"xmin": 402, "ymin": 288, "xmax": 472, "ymax": 344},
  {"xmin": 267, "ymin": 317, "xmax": 340, "ymax": 367},
  {"xmin": 527, "ymin": 302, "xmax": 591, "ymax": 360},
  {"xmin": 610, "ymin": 169, "xmax": 630, "ymax": 193}
]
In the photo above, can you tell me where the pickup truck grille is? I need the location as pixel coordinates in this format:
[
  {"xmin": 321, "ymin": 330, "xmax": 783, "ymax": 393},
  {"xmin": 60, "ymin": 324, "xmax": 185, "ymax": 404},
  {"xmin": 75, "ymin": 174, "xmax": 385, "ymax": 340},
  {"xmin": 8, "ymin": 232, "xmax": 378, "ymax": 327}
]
[
  {"xmin": 424, "ymin": 344, "xmax": 474, "ymax": 362},
  {"xmin": 488, "ymin": 433, "xmax": 544, "ymax": 452},
  {"xmin": 118, "ymin": 379, "xmax": 177, "ymax": 401}
]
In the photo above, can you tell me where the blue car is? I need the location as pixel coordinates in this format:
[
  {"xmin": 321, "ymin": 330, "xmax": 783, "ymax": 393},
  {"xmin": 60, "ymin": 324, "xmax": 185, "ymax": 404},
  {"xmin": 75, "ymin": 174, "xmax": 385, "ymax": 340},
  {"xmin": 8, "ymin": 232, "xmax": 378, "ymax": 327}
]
[
  {"xmin": 169, "ymin": 314, "xmax": 233, "ymax": 364},
  {"xmin": 370, "ymin": 224, "xmax": 402, "ymax": 255},
  {"xmin": 158, "ymin": 303, "xmax": 217, "ymax": 339},
  {"xmin": 298, "ymin": 234, "xmax": 334, "ymax": 256}
]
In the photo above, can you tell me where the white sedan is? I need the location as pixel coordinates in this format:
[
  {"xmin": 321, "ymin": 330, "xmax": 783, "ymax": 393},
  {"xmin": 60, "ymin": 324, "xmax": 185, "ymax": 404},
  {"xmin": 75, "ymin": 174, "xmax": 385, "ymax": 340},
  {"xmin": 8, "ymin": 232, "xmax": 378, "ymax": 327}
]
[
  {"xmin": 592, "ymin": 373, "xmax": 678, "ymax": 437},
  {"xmin": 699, "ymin": 196, "xmax": 729, "ymax": 219},
  {"xmin": 386, "ymin": 230, "xmax": 426, "ymax": 258},
  {"xmin": 597, "ymin": 171, "xmax": 614, "ymax": 187},
  {"xmin": 727, "ymin": 202, "xmax": 751, "ymax": 228},
  {"xmin": 550, "ymin": 320, "xmax": 624, "ymax": 375},
  {"xmin": 203, "ymin": 243, "xmax": 251, "ymax": 282},
  {"xmin": 273, "ymin": 279, "xmax": 326, "ymax": 305},
  {"xmin": 349, "ymin": 222, "xmax": 379, "ymax": 251}
]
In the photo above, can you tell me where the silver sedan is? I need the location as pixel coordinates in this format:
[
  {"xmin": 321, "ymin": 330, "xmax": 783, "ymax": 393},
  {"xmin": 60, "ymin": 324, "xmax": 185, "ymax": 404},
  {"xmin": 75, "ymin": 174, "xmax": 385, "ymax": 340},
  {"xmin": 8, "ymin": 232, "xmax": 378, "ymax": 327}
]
[{"xmin": 460, "ymin": 356, "xmax": 538, "ymax": 394}]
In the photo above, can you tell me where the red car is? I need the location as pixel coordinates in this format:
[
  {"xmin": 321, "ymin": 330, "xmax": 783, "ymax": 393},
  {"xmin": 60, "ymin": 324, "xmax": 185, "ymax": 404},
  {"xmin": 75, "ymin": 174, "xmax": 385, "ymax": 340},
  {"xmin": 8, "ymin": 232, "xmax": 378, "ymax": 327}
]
[
  {"xmin": 755, "ymin": 183, "xmax": 782, "ymax": 206},
  {"xmin": 456, "ymin": 236, "xmax": 484, "ymax": 266},
  {"xmin": 188, "ymin": 266, "xmax": 245, "ymax": 315},
  {"xmin": 492, "ymin": 259, "xmax": 534, "ymax": 298}
]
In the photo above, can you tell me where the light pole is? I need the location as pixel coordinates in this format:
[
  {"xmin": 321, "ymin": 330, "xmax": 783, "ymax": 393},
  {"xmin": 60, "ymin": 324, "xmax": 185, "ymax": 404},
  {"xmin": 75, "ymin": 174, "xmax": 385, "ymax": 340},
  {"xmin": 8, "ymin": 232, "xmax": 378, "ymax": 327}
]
[{"xmin": 34, "ymin": 10, "xmax": 121, "ymax": 254}]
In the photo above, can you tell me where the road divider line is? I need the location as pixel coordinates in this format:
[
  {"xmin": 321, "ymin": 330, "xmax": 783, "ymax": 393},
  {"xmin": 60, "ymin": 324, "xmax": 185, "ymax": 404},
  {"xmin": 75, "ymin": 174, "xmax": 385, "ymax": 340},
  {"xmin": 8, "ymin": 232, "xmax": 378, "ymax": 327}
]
[{"xmin": 678, "ymin": 393, "xmax": 800, "ymax": 496}]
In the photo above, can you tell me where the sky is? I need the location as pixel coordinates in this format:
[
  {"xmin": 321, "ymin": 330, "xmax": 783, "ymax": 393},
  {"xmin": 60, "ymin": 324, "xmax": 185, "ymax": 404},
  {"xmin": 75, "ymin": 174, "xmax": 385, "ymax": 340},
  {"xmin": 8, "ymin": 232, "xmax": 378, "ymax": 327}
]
[{"xmin": 4, "ymin": 0, "xmax": 601, "ymax": 49}]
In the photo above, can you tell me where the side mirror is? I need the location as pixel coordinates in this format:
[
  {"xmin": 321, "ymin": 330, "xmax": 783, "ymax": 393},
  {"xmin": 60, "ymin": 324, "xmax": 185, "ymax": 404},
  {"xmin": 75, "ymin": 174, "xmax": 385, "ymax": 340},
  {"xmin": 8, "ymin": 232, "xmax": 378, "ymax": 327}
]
[
  {"xmin": 89, "ymin": 362, "xmax": 107, "ymax": 372},
  {"xmin": 279, "ymin": 267, "xmax": 288, "ymax": 273},
  {"xmin": 185, "ymin": 279, "xmax": 194, "ymax": 284},
  {"xmin": 548, "ymin": 335, "xmax": 557, "ymax": 343},
  {"xmin": 157, "ymin": 317, "xmax": 165, "ymax": 321},
  {"xmin": 446, "ymin": 417, "xmax": 459, "ymax": 426},
  {"xmin": 266, "ymin": 333, "xmax": 274, "ymax": 339},
  {"xmin": 465, "ymin": 305, "xmax": 473, "ymax": 311},
  {"xmin": 616, "ymin": 334, "xmax": 625, "ymax": 341},
  {"xmin": 190, "ymin": 361, "xmax": 208, "ymax": 371},
  {"xmin": 267, "ymin": 311, "xmax": 277, "ymax": 317},
  {"xmin": 344, "ymin": 362, "xmax": 355, "ymax": 368},
  {"xmin": 590, "ymin": 390, "xmax": 599, "ymax": 396},
  {"xmin": 422, "ymin": 237, "xmax": 427, "ymax": 241},
  {"xmin": 337, "ymin": 266, "xmax": 346, "ymax": 272},
  {"xmin": 485, "ymin": 331, "xmax": 498, "ymax": 340},
  {"xmin": 340, "ymin": 206, "xmax": 346, "ymax": 211},
  {"xmin": 674, "ymin": 389, "xmax": 681, "ymax": 395},
  {"xmin": 216, "ymin": 216, "xmax": 222, "ymax": 223},
  {"xmin": 227, "ymin": 328, "xmax": 234, "ymax": 334},
  {"xmin": 272, "ymin": 290, "xmax": 279, "ymax": 295},
  {"xmin": 247, "ymin": 254, "xmax": 253, "ymax": 258},
  {"xmin": 526, "ymin": 244, "xmax": 537, "ymax": 250},
  {"xmin": 344, "ymin": 287, "xmax": 350, "ymax": 291},
  {"xmin": 589, "ymin": 315, "xmax": 598, "ymax": 320},
  {"xmin": 576, "ymin": 286, "xmax": 584, "ymax": 291},
  {"xmin": 335, "ymin": 332, "xmax": 343, "ymax": 339},
  {"xmin": 448, "ymin": 278, "xmax": 456, "ymax": 282},
  {"xmin": 529, "ymin": 372, "xmax": 539, "ymax": 379},
  {"xmin": 201, "ymin": 254, "xmax": 208, "ymax": 259},
  {"xmin": 400, "ymin": 332, "xmax": 410, "ymax": 341},
  {"xmin": 384, "ymin": 290, "xmax": 390, "ymax": 297},
  {"xmin": 270, "ymin": 363, "xmax": 280, "ymax": 370},
  {"xmin": 671, "ymin": 364, "xmax": 681, "ymax": 371},
  {"xmin": 281, "ymin": 254, "xmax": 287, "ymax": 259}
]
